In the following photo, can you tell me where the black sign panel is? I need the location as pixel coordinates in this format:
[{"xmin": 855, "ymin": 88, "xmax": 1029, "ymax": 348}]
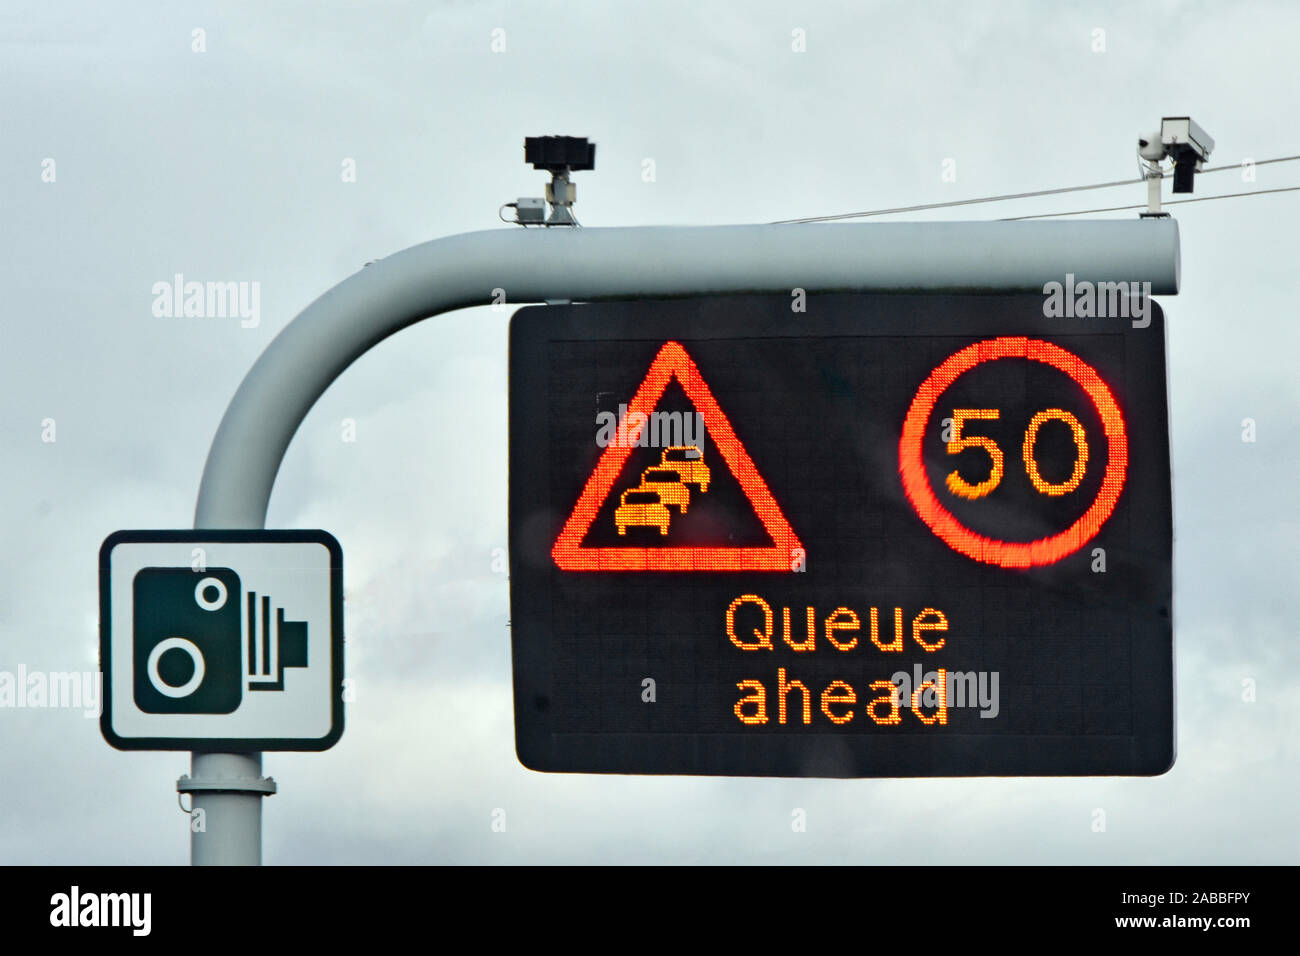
[{"xmin": 509, "ymin": 293, "xmax": 1172, "ymax": 776}]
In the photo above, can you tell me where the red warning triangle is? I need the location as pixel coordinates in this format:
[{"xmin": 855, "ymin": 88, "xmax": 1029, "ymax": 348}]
[{"xmin": 552, "ymin": 340, "xmax": 803, "ymax": 572}]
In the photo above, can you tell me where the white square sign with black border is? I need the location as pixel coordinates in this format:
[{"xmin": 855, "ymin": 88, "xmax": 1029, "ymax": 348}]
[{"xmin": 99, "ymin": 530, "xmax": 344, "ymax": 751}]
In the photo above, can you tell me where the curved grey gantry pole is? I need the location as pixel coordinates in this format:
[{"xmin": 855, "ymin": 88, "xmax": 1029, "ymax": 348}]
[{"xmin": 187, "ymin": 218, "xmax": 1180, "ymax": 864}]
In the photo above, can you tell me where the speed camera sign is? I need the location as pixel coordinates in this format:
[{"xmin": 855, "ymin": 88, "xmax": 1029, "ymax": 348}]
[{"xmin": 99, "ymin": 530, "xmax": 344, "ymax": 751}]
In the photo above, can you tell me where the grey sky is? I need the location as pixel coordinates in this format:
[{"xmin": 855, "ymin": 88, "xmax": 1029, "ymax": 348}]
[{"xmin": 1, "ymin": 0, "xmax": 1297, "ymax": 863}]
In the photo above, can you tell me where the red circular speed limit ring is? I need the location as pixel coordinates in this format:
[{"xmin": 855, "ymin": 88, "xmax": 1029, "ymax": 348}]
[{"xmin": 899, "ymin": 337, "xmax": 1128, "ymax": 568}]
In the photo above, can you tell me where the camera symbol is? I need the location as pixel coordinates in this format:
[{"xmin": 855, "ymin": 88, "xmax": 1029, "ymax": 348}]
[{"xmin": 133, "ymin": 567, "xmax": 309, "ymax": 714}]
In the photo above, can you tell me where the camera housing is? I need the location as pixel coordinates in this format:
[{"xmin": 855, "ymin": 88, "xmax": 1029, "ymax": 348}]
[
  {"xmin": 524, "ymin": 135, "xmax": 595, "ymax": 172},
  {"xmin": 1160, "ymin": 116, "xmax": 1214, "ymax": 192},
  {"xmin": 1137, "ymin": 131, "xmax": 1166, "ymax": 163}
]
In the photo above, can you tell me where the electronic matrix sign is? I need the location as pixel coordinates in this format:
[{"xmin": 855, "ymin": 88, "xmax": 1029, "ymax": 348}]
[{"xmin": 509, "ymin": 293, "xmax": 1173, "ymax": 776}]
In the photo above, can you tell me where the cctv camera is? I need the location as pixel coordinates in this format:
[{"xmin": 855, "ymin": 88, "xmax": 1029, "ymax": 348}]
[
  {"xmin": 1138, "ymin": 132, "xmax": 1166, "ymax": 163},
  {"xmin": 1160, "ymin": 117, "xmax": 1214, "ymax": 192},
  {"xmin": 1160, "ymin": 117, "xmax": 1214, "ymax": 164}
]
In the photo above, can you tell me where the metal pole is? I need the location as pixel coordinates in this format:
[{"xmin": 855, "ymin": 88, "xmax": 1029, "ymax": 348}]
[
  {"xmin": 187, "ymin": 218, "xmax": 1181, "ymax": 863},
  {"xmin": 1147, "ymin": 169, "xmax": 1164, "ymax": 215},
  {"xmin": 179, "ymin": 753, "xmax": 275, "ymax": 865}
]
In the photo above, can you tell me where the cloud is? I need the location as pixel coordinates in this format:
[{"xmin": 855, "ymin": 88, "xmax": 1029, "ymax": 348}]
[{"xmin": 1, "ymin": 0, "xmax": 1296, "ymax": 864}]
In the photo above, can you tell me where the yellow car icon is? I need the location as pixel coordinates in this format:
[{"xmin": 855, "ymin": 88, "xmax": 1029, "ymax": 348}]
[
  {"xmin": 616, "ymin": 489, "xmax": 671, "ymax": 535},
  {"xmin": 639, "ymin": 467, "xmax": 691, "ymax": 513},
  {"xmin": 660, "ymin": 446, "xmax": 710, "ymax": 493}
]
